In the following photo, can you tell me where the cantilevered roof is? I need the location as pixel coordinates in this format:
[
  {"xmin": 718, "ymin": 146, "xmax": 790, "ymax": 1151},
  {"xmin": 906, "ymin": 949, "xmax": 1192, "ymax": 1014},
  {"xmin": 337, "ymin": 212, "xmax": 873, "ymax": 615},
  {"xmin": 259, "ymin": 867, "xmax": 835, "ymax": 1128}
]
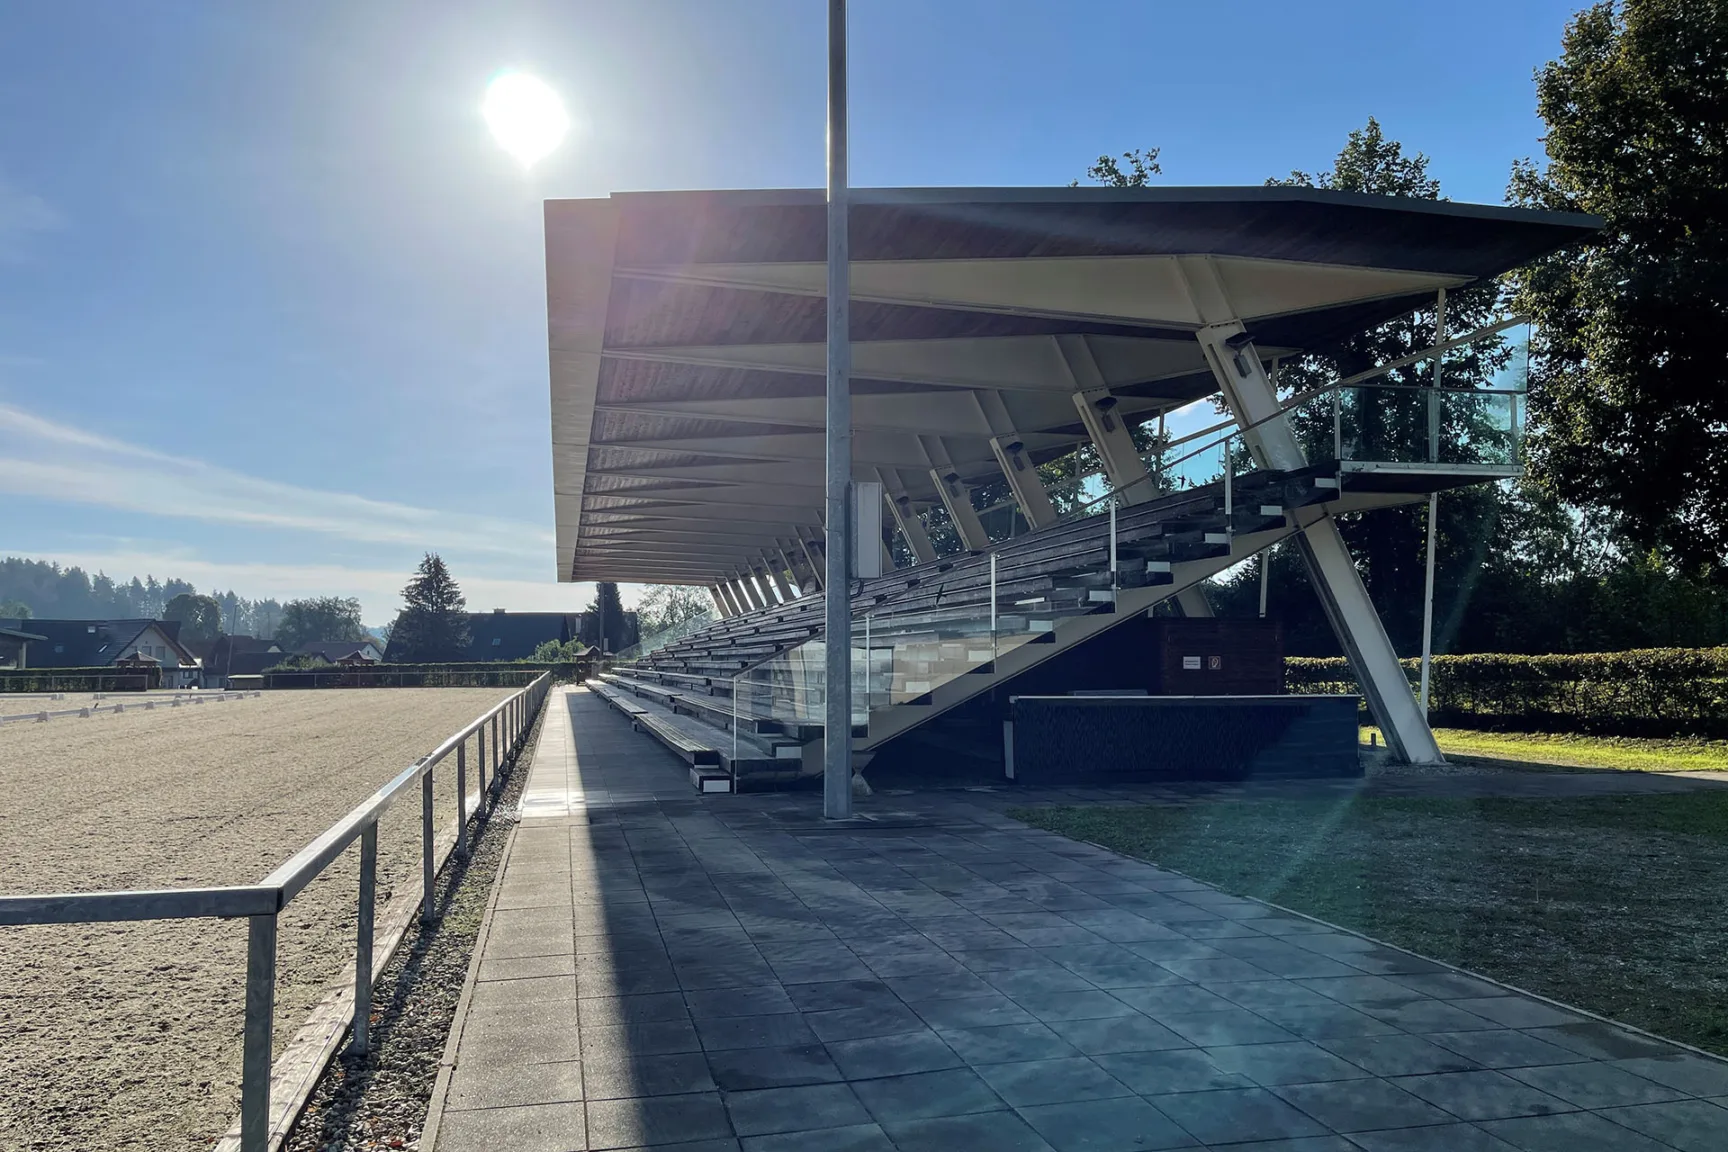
[{"xmin": 546, "ymin": 186, "xmax": 1597, "ymax": 584}]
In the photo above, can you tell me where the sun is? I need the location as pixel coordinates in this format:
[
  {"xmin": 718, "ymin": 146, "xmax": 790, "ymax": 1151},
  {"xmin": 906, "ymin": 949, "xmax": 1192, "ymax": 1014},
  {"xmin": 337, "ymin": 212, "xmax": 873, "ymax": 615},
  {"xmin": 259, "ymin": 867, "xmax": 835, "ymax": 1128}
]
[{"xmin": 483, "ymin": 71, "xmax": 569, "ymax": 168}]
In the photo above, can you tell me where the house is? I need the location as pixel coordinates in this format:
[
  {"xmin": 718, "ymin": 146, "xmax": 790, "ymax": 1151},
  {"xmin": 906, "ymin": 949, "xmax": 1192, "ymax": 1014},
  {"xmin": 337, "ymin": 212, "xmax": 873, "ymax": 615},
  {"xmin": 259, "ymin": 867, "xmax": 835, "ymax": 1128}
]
[
  {"xmin": 294, "ymin": 640, "xmax": 383, "ymax": 665},
  {"xmin": 202, "ymin": 635, "xmax": 285, "ymax": 687},
  {"xmin": 463, "ymin": 610, "xmax": 584, "ymax": 661},
  {"xmin": 0, "ymin": 618, "xmax": 203, "ymax": 687},
  {"xmin": 0, "ymin": 624, "xmax": 47, "ymax": 669}
]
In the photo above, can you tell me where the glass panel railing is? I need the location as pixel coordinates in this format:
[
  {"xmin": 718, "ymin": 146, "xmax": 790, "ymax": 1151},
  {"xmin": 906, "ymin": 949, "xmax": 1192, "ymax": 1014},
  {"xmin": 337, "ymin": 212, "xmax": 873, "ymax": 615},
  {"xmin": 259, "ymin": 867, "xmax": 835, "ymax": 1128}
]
[
  {"xmin": 1334, "ymin": 383, "xmax": 1523, "ymax": 469},
  {"xmin": 613, "ymin": 608, "xmax": 717, "ymax": 663},
  {"xmin": 731, "ymin": 638, "xmax": 871, "ymax": 735}
]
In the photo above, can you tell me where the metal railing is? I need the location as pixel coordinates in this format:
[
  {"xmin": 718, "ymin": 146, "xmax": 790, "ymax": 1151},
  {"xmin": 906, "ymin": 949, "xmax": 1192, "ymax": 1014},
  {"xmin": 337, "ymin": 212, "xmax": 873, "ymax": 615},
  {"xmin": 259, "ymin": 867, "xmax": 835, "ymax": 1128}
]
[{"xmin": 0, "ymin": 672, "xmax": 552, "ymax": 1152}]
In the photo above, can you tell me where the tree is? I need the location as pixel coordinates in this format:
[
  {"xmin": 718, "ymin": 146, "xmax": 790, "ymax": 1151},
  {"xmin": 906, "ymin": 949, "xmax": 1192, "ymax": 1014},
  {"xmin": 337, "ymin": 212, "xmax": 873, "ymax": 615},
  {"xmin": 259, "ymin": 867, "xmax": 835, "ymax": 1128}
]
[
  {"xmin": 1508, "ymin": 0, "xmax": 1728, "ymax": 578},
  {"xmin": 0, "ymin": 599, "xmax": 30, "ymax": 619},
  {"xmin": 581, "ymin": 582, "xmax": 630, "ymax": 653},
  {"xmin": 634, "ymin": 585, "xmax": 711, "ymax": 637},
  {"xmin": 1072, "ymin": 147, "xmax": 1162, "ymax": 188},
  {"xmin": 275, "ymin": 596, "xmax": 366, "ymax": 650},
  {"xmin": 385, "ymin": 553, "xmax": 472, "ymax": 663},
  {"xmin": 532, "ymin": 638, "xmax": 589, "ymax": 661},
  {"xmin": 161, "ymin": 593, "xmax": 224, "ymax": 642},
  {"xmin": 1257, "ymin": 118, "xmax": 1515, "ymax": 653}
]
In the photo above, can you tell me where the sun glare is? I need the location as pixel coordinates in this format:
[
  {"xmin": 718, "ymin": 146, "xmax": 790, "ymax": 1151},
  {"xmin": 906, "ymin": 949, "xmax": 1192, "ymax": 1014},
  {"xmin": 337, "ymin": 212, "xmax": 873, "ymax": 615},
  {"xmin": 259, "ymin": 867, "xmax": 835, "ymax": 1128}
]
[{"xmin": 483, "ymin": 71, "xmax": 569, "ymax": 168}]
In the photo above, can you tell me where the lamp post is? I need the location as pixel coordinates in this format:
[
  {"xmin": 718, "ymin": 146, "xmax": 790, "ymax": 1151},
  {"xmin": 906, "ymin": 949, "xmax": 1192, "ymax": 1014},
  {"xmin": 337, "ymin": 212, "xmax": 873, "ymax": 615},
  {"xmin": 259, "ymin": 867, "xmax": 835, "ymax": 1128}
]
[{"xmin": 823, "ymin": 0, "xmax": 853, "ymax": 819}]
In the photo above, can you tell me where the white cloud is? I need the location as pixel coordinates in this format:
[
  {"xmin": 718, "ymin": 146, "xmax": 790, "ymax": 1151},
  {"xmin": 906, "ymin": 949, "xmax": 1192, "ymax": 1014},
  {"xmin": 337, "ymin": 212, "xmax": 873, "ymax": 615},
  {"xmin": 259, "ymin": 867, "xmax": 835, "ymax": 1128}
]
[
  {"xmin": 0, "ymin": 177, "xmax": 62, "ymax": 259},
  {"xmin": 0, "ymin": 401, "xmax": 553, "ymax": 563}
]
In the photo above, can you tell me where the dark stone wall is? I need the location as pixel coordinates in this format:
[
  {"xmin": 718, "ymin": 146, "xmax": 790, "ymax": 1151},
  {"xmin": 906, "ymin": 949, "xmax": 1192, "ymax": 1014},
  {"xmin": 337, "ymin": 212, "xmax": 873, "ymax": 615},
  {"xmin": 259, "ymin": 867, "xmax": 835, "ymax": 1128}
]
[{"xmin": 1010, "ymin": 695, "xmax": 1360, "ymax": 783}]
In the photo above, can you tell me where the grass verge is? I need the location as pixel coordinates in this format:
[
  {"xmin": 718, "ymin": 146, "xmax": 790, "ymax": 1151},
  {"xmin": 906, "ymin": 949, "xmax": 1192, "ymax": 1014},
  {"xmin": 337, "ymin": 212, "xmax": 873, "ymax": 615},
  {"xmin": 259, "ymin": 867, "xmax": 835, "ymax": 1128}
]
[
  {"xmin": 1011, "ymin": 792, "xmax": 1728, "ymax": 1056},
  {"xmin": 1361, "ymin": 725, "xmax": 1728, "ymax": 773}
]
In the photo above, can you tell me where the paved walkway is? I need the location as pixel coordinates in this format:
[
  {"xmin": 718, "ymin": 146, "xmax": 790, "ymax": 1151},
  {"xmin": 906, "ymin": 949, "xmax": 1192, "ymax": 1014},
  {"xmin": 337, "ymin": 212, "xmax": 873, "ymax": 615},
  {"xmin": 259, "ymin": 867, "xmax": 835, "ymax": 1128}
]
[{"xmin": 424, "ymin": 687, "xmax": 1728, "ymax": 1151}]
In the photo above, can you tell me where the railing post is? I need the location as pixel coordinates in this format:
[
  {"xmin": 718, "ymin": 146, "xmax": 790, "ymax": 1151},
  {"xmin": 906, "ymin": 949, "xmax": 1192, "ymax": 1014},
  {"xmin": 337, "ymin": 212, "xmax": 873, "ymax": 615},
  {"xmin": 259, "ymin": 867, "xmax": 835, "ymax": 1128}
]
[
  {"xmin": 477, "ymin": 723, "xmax": 487, "ymax": 799},
  {"xmin": 989, "ymin": 552, "xmax": 999, "ymax": 660},
  {"xmin": 350, "ymin": 822, "xmax": 376, "ymax": 1055},
  {"xmin": 474, "ymin": 729, "xmax": 485, "ymax": 808},
  {"xmin": 455, "ymin": 741, "xmax": 468, "ymax": 860},
  {"xmin": 420, "ymin": 764, "xmax": 436, "ymax": 925},
  {"xmin": 1333, "ymin": 385, "xmax": 1344, "ymax": 465},
  {"xmin": 1223, "ymin": 437, "xmax": 1233, "ymax": 529},
  {"xmin": 1109, "ymin": 498, "xmax": 1119, "ymax": 591},
  {"xmin": 241, "ymin": 911, "xmax": 278, "ymax": 1152}
]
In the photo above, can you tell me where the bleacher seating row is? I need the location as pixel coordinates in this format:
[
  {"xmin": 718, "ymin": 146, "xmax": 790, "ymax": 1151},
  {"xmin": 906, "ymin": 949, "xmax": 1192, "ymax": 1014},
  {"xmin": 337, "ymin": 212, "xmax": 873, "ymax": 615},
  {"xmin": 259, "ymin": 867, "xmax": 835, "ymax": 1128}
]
[{"xmin": 589, "ymin": 465, "xmax": 1336, "ymax": 790}]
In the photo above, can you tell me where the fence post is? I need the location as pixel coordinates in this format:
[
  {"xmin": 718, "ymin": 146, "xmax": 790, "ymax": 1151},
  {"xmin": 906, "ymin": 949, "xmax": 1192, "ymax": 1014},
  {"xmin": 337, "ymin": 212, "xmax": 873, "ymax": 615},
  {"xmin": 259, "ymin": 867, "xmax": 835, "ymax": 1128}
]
[
  {"xmin": 351, "ymin": 822, "xmax": 376, "ymax": 1054},
  {"xmin": 477, "ymin": 724, "xmax": 487, "ymax": 799},
  {"xmin": 420, "ymin": 764, "xmax": 436, "ymax": 925},
  {"xmin": 241, "ymin": 911, "xmax": 278, "ymax": 1152},
  {"xmin": 474, "ymin": 729, "xmax": 486, "ymax": 808},
  {"xmin": 456, "ymin": 741, "xmax": 468, "ymax": 860}
]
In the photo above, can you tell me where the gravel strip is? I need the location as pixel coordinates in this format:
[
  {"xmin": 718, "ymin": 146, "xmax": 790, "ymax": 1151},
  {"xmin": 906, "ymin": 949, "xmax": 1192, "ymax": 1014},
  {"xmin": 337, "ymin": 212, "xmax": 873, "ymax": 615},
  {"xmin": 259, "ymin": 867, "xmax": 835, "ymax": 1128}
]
[{"xmin": 282, "ymin": 698, "xmax": 546, "ymax": 1152}]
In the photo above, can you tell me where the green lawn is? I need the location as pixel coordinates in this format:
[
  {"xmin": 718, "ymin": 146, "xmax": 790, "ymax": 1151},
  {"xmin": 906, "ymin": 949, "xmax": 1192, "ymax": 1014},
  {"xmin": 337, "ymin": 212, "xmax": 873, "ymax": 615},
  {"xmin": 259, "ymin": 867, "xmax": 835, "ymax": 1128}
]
[
  {"xmin": 1012, "ymin": 792, "xmax": 1728, "ymax": 1056},
  {"xmin": 1362, "ymin": 726, "xmax": 1728, "ymax": 773}
]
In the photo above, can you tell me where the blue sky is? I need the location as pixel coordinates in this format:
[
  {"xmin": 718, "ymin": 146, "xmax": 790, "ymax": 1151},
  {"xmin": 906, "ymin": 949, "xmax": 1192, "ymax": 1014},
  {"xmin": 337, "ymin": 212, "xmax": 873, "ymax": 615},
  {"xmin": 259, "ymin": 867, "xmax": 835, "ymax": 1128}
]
[{"xmin": 0, "ymin": 0, "xmax": 1584, "ymax": 622}]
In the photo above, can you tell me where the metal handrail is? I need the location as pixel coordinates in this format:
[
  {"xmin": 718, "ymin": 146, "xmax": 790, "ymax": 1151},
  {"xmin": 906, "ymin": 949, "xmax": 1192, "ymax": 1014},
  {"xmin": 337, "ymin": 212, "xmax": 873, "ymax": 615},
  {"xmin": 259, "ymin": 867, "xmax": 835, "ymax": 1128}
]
[{"xmin": 0, "ymin": 671, "xmax": 553, "ymax": 1152}]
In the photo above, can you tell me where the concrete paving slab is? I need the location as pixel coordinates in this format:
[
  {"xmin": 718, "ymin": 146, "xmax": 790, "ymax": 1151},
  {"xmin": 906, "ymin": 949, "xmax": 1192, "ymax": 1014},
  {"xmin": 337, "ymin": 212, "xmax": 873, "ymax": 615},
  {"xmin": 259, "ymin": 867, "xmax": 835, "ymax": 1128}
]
[{"xmin": 426, "ymin": 686, "xmax": 1728, "ymax": 1152}]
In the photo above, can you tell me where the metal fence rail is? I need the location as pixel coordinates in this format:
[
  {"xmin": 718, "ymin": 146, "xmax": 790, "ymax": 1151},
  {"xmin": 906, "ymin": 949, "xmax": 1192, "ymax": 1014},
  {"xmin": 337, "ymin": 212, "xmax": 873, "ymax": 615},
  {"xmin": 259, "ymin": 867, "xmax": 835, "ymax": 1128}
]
[{"xmin": 0, "ymin": 671, "xmax": 552, "ymax": 1152}]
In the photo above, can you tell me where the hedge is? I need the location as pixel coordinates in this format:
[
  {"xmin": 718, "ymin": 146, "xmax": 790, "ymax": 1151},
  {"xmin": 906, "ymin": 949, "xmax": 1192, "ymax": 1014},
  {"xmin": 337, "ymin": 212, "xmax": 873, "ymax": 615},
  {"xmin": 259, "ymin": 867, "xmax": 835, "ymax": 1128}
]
[
  {"xmin": 0, "ymin": 666, "xmax": 159, "ymax": 692},
  {"xmin": 1286, "ymin": 647, "xmax": 1728, "ymax": 738},
  {"xmin": 260, "ymin": 660, "xmax": 592, "ymax": 689}
]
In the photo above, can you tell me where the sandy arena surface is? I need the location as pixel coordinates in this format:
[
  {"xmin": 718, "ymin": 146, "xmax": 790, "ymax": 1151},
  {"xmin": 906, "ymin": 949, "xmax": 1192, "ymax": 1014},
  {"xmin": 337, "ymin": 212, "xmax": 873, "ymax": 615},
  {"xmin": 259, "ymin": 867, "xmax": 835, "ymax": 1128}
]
[{"xmin": 0, "ymin": 688, "xmax": 513, "ymax": 1151}]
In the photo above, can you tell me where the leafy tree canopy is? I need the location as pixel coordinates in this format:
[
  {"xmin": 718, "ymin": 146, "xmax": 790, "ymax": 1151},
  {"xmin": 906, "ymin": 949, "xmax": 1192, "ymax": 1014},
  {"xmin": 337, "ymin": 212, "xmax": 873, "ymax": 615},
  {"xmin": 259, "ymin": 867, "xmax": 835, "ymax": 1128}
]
[
  {"xmin": 1509, "ymin": 0, "xmax": 1728, "ymax": 577},
  {"xmin": 275, "ymin": 596, "xmax": 366, "ymax": 650},
  {"xmin": 532, "ymin": 638, "xmax": 590, "ymax": 662},
  {"xmin": 162, "ymin": 593, "xmax": 225, "ymax": 643},
  {"xmin": 634, "ymin": 585, "xmax": 711, "ymax": 637},
  {"xmin": 386, "ymin": 553, "xmax": 472, "ymax": 663}
]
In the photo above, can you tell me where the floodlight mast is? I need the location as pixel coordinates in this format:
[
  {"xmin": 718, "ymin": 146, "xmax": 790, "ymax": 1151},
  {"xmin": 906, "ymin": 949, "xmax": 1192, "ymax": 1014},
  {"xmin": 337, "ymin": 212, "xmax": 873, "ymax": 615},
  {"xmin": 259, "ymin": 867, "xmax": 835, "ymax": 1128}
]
[{"xmin": 823, "ymin": 0, "xmax": 853, "ymax": 819}]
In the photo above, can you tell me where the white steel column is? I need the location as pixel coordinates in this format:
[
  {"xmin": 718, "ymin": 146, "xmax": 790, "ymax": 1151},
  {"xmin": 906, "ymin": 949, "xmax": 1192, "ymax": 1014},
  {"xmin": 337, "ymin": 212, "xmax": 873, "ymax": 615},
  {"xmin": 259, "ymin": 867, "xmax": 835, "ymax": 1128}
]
[
  {"xmin": 1058, "ymin": 335, "xmax": 1156, "ymax": 505},
  {"xmin": 1419, "ymin": 290, "xmax": 1445, "ymax": 716},
  {"xmin": 976, "ymin": 390, "xmax": 1058, "ymax": 528},
  {"xmin": 754, "ymin": 565, "xmax": 783, "ymax": 606},
  {"xmin": 711, "ymin": 586, "xmax": 732, "ymax": 618},
  {"xmin": 798, "ymin": 533, "xmax": 825, "ymax": 592},
  {"xmin": 718, "ymin": 583, "xmax": 742, "ymax": 617},
  {"xmin": 763, "ymin": 553, "xmax": 794, "ymax": 602},
  {"xmin": 822, "ymin": 0, "xmax": 853, "ymax": 818},
  {"xmin": 989, "ymin": 436, "xmax": 1058, "ymax": 528},
  {"xmin": 777, "ymin": 543, "xmax": 808, "ymax": 597},
  {"xmin": 885, "ymin": 488, "xmax": 938, "ymax": 564},
  {"xmin": 929, "ymin": 468, "xmax": 990, "ymax": 552},
  {"xmin": 1176, "ymin": 586, "xmax": 1214, "ymax": 618},
  {"xmin": 738, "ymin": 574, "xmax": 766, "ymax": 612},
  {"xmin": 1194, "ymin": 320, "xmax": 1442, "ymax": 765}
]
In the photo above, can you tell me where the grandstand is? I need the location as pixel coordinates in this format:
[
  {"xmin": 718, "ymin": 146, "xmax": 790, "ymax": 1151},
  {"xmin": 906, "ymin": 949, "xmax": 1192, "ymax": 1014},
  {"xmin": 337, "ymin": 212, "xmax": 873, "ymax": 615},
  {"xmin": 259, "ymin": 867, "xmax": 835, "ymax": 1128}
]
[{"xmin": 545, "ymin": 186, "xmax": 1598, "ymax": 789}]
